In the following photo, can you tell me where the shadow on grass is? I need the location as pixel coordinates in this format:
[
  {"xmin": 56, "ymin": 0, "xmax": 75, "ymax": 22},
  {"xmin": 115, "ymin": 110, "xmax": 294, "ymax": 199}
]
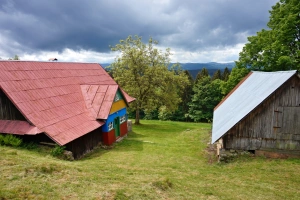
[
  {"xmin": 116, "ymin": 138, "xmax": 144, "ymax": 152},
  {"xmin": 117, "ymin": 131, "xmax": 144, "ymax": 151},
  {"xmin": 79, "ymin": 131, "xmax": 145, "ymax": 160},
  {"xmin": 79, "ymin": 146, "xmax": 112, "ymax": 160}
]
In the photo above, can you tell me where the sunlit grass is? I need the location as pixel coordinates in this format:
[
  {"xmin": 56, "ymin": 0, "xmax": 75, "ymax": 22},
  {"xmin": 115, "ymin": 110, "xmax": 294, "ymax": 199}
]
[{"xmin": 0, "ymin": 120, "xmax": 299, "ymax": 199}]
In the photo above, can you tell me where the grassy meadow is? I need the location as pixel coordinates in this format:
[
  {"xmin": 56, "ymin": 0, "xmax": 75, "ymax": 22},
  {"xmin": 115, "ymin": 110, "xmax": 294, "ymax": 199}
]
[{"xmin": 0, "ymin": 120, "xmax": 300, "ymax": 199}]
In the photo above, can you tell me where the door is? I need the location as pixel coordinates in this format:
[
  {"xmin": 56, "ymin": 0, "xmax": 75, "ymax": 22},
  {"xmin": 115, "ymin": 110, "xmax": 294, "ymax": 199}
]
[{"xmin": 114, "ymin": 117, "xmax": 120, "ymax": 137}]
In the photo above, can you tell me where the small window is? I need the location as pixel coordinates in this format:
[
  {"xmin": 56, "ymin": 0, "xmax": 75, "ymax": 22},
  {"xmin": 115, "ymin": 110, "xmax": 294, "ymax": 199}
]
[
  {"xmin": 120, "ymin": 115, "xmax": 126, "ymax": 124},
  {"xmin": 108, "ymin": 122, "xmax": 114, "ymax": 131},
  {"xmin": 114, "ymin": 90, "xmax": 123, "ymax": 102},
  {"xmin": 114, "ymin": 95, "xmax": 120, "ymax": 102}
]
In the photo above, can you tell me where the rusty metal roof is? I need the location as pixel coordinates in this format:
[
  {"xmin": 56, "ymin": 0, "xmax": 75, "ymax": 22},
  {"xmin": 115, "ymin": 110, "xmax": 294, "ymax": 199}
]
[
  {"xmin": 0, "ymin": 61, "xmax": 134, "ymax": 145},
  {"xmin": 212, "ymin": 70, "xmax": 297, "ymax": 144}
]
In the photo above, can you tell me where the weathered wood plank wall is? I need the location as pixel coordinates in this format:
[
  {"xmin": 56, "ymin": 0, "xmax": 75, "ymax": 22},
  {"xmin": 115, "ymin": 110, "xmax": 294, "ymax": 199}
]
[
  {"xmin": 66, "ymin": 127, "xmax": 102, "ymax": 159},
  {"xmin": 0, "ymin": 90, "xmax": 26, "ymax": 120},
  {"xmin": 224, "ymin": 75, "xmax": 300, "ymax": 152}
]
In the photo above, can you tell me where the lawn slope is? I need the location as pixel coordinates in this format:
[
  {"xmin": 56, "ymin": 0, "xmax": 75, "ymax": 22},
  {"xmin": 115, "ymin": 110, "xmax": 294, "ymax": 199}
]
[{"xmin": 0, "ymin": 120, "xmax": 299, "ymax": 199}]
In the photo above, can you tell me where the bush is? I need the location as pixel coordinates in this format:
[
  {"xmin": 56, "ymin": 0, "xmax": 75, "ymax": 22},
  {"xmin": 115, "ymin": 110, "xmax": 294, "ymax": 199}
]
[
  {"xmin": 21, "ymin": 142, "xmax": 38, "ymax": 150},
  {"xmin": 0, "ymin": 134, "xmax": 4, "ymax": 145},
  {"xmin": 158, "ymin": 106, "xmax": 172, "ymax": 121},
  {"xmin": 0, "ymin": 134, "xmax": 22, "ymax": 147},
  {"xmin": 50, "ymin": 145, "xmax": 66, "ymax": 157}
]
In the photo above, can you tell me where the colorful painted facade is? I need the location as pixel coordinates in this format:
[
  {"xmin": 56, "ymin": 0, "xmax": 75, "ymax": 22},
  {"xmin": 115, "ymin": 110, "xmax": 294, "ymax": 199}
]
[{"xmin": 102, "ymin": 90, "xmax": 129, "ymax": 145}]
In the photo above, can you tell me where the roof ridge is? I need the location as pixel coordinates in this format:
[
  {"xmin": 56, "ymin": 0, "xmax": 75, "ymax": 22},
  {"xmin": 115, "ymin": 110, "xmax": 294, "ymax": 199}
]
[
  {"xmin": 214, "ymin": 71, "xmax": 253, "ymax": 111},
  {"xmin": 252, "ymin": 70, "xmax": 297, "ymax": 73},
  {"xmin": 0, "ymin": 60, "xmax": 104, "ymax": 65}
]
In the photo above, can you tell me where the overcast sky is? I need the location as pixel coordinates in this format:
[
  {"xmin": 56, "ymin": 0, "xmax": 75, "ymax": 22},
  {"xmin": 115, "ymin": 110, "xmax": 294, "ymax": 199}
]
[{"xmin": 0, "ymin": 0, "xmax": 278, "ymax": 63}]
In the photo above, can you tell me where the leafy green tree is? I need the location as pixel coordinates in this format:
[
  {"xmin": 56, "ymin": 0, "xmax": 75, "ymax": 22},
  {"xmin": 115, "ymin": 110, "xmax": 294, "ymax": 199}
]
[
  {"xmin": 188, "ymin": 77, "xmax": 223, "ymax": 122},
  {"xmin": 220, "ymin": 67, "xmax": 250, "ymax": 96},
  {"xmin": 8, "ymin": 55, "xmax": 20, "ymax": 60},
  {"xmin": 169, "ymin": 70, "xmax": 194, "ymax": 121},
  {"xmin": 195, "ymin": 68, "xmax": 210, "ymax": 84},
  {"xmin": 211, "ymin": 69, "xmax": 222, "ymax": 81},
  {"xmin": 222, "ymin": 67, "xmax": 230, "ymax": 81},
  {"xmin": 236, "ymin": 0, "xmax": 300, "ymax": 71},
  {"xmin": 110, "ymin": 35, "xmax": 189, "ymax": 124}
]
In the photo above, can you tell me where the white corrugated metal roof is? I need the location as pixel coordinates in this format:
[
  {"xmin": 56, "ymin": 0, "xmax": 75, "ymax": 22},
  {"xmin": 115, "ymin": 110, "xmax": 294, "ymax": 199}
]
[{"xmin": 211, "ymin": 70, "xmax": 297, "ymax": 144}]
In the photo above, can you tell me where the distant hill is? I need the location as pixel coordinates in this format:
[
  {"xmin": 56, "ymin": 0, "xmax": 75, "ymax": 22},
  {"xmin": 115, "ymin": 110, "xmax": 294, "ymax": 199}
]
[
  {"xmin": 100, "ymin": 62, "xmax": 235, "ymax": 79},
  {"xmin": 101, "ymin": 63, "xmax": 111, "ymax": 68},
  {"xmin": 177, "ymin": 62, "xmax": 235, "ymax": 79},
  {"xmin": 178, "ymin": 62, "xmax": 235, "ymax": 70}
]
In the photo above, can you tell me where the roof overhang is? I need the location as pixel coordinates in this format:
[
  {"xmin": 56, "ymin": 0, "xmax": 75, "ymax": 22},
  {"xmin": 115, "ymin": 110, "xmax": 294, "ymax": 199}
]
[{"xmin": 0, "ymin": 120, "xmax": 42, "ymax": 135}]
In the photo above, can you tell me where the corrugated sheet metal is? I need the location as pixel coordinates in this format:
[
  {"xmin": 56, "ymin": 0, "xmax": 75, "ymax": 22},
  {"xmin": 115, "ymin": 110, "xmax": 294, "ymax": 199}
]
[
  {"xmin": 212, "ymin": 70, "xmax": 297, "ymax": 144},
  {"xmin": 81, "ymin": 84, "xmax": 119, "ymax": 120},
  {"xmin": 121, "ymin": 88, "xmax": 136, "ymax": 103},
  {"xmin": 0, "ymin": 120, "xmax": 42, "ymax": 135},
  {"xmin": 0, "ymin": 61, "xmax": 135, "ymax": 145}
]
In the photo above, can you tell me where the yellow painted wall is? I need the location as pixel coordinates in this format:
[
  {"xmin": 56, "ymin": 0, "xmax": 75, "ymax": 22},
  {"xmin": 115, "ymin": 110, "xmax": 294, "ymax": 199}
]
[{"xmin": 110, "ymin": 99, "xmax": 126, "ymax": 114}]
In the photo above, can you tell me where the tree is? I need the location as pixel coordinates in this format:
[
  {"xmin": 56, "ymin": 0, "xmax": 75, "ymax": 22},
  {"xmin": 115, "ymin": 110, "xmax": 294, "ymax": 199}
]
[
  {"xmin": 222, "ymin": 67, "xmax": 230, "ymax": 81},
  {"xmin": 236, "ymin": 0, "xmax": 300, "ymax": 71},
  {"xmin": 220, "ymin": 67, "xmax": 250, "ymax": 96},
  {"xmin": 188, "ymin": 77, "xmax": 223, "ymax": 122},
  {"xmin": 211, "ymin": 69, "xmax": 222, "ymax": 81},
  {"xmin": 8, "ymin": 55, "xmax": 20, "ymax": 60},
  {"xmin": 169, "ymin": 70, "xmax": 194, "ymax": 121},
  {"xmin": 195, "ymin": 68, "xmax": 210, "ymax": 83},
  {"xmin": 110, "ymin": 35, "xmax": 189, "ymax": 124}
]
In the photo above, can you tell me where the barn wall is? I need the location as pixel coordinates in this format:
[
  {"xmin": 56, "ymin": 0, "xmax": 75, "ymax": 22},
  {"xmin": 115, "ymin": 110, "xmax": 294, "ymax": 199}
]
[
  {"xmin": 224, "ymin": 75, "xmax": 300, "ymax": 151},
  {"xmin": 66, "ymin": 127, "xmax": 102, "ymax": 159},
  {"xmin": 0, "ymin": 90, "xmax": 26, "ymax": 120}
]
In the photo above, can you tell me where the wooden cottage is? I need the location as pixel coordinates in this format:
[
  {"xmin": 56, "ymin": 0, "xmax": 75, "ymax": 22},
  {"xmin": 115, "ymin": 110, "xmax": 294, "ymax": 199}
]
[
  {"xmin": 0, "ymin": 61, "xmax": 135, "ymax": 159},
  {"xmin": 212, "ymin": 70, "xmax": 300, "ymax": 157}
]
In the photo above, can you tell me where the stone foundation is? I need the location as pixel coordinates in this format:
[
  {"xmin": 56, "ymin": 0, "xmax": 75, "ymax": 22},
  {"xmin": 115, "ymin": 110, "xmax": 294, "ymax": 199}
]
[
  {"xmin": 219, "ymin": 149, "xmax": 251, "ymax": 162},
  {"xmin": 127, "ymin": 120, "xmax": 132, "ymax": 132}
]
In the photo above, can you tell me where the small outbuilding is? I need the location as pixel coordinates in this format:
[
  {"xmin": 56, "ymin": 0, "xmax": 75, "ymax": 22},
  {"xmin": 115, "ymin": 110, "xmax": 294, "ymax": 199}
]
[
  {"xmin": 212, "ymin": 70, "xmax": 300, "ymax": 158},
  {"xmin": 0, "ymin": 61, "xmax": 135, "ymax": 159}
]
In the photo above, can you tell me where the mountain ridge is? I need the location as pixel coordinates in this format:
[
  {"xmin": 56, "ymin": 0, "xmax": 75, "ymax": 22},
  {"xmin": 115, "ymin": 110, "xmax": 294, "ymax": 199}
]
[{"xmin": 101, "ymin": 62, "xmax": 235, "ymax": 79}]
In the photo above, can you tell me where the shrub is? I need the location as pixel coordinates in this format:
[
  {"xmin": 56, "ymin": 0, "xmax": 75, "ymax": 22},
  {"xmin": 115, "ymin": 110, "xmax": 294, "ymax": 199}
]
[
  {"xmin": 21, "ymin": 142, "xmax": 38, "ymax": 150},
  {"xmin": 0, "ymin": 134, "xmax": 4, "ymax": 145},
  {"xmin": 158, "ymin": 106, "xmax": 172, "ymax": 121},
  {"xmin": 0, "ymin": 134, "xmax": 22, "ymax": 147},
  {"xmin": 50, "ymin": 145, "xmax": 66, "ymax": 157}
]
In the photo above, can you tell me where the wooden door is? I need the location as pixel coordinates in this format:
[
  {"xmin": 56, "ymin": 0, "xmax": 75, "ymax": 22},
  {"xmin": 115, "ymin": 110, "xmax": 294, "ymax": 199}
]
[{"xmin": 114, "ymin": 117, "xmax": 120, "ymax": 137}]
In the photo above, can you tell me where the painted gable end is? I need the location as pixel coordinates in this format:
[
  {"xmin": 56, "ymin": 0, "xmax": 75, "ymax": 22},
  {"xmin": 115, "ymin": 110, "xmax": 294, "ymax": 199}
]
[{"xmin": 101, "ymin": 90, "xmax": 129, "ymax": 145}]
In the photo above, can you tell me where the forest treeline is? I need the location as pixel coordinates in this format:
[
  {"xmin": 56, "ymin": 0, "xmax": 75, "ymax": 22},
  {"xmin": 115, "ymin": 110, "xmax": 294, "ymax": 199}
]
[
  {"xmin": 129, "ymin": 67, "xmax": 238, "ymax": 123},
  {"xmin": 110, "ymin": 0, "xmax": 299, "ymax": 124}
]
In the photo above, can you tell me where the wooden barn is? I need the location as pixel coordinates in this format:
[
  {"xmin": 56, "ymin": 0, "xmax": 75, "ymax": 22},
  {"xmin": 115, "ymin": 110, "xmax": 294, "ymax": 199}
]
[
  {"xmin": 0, "ymin": 61, "xmax": 135, "ymax": 159},
  {"xmin": 212, "ymin": 70, "xmax": 300, "ymax": 157}
]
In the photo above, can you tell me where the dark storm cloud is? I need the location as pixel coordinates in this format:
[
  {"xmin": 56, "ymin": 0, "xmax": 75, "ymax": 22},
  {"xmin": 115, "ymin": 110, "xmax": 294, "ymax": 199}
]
[{"xmin": 0, "ymin": 0, "xmax": 277, "ymax": 56}]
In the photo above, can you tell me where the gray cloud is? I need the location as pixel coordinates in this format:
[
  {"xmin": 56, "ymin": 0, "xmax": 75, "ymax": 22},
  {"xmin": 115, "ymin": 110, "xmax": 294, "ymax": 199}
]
[{"xmin": 0, "ymin": 0, "xmax": 278, "ymax": 60}]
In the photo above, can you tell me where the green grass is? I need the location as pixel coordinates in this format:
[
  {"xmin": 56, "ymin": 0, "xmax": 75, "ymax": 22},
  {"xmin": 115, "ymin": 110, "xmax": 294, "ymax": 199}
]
[{"xmin": 0, "ymin": 120, "xmax": 299, "ymax": 199}]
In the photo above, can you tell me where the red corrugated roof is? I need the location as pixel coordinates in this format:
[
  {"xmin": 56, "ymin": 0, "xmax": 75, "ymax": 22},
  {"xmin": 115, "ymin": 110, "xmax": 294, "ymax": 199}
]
[
  {"xmin": 0, "ymin": 61, "xmax": 135, "ymax": 145},
  {"xmin": 81, "ymin": 84, "xmax": 119, "ymax": 119},
  {"xmin": 0, "ymin": 120, "xmax": 42, "ymax": 135}
]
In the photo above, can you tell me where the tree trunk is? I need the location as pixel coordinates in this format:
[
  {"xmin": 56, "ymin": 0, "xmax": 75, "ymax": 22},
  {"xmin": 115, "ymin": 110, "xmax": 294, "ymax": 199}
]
[{"xmin": 135, "ymin": 108, "xmax": 140, "ymax": 125}]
